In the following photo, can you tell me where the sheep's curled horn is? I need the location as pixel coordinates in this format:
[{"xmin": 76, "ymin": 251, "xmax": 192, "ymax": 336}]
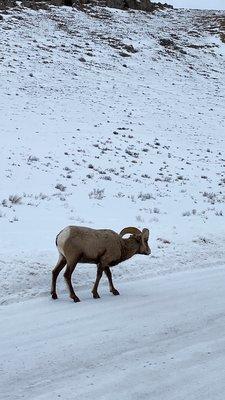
[
  {"xmin": 119, "ymin": 227, "xmax": 141, "ymax": 237},
  {"xmin": 119, "ymin": 227, "xmax": 149, "ymax": 239}
]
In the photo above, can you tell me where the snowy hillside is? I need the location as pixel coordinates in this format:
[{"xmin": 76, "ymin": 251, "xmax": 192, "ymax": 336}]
[{"xmin": 0, "ymin": 5, "xmax": 225, "ymax": 303}]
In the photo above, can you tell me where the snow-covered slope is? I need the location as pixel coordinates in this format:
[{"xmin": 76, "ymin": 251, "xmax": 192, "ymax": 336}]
[{"xmin": 0, "ymin": 5, "xmax": 225, "ymax": 303}]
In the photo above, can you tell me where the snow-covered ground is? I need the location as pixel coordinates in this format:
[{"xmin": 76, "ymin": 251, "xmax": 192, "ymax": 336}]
[
  {"xmin": 1, "ymin": 267, "xmax": 225, "ymax": 400},
  {"xmin": 0, "ymin": 5, "xmax": 225, "ymax": 304}
]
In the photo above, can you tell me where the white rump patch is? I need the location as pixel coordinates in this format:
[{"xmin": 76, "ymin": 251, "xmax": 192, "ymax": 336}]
[{"xmin": 57, "ymin": 227, "xmax": 71, "ymax": 257}]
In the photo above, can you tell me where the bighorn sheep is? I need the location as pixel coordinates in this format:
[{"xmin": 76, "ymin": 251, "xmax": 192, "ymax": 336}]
[{"xmin": 51, "ymin": 226, "xmax": 151, "ymax": 302}]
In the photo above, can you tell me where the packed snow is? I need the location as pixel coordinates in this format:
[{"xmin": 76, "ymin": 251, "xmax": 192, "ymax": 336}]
[
  {"xmin": 1, "ymin": 267, "xmax": 225, "ymax": 400},
  {"xmin": 0, "ymin": 4, "xmax": 225, "ymax": 398}
]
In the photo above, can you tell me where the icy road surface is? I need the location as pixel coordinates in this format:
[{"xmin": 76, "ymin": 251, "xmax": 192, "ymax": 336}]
[{"xmin": 1, "ymin": 266, "xmax": 225, "ymax": 400}]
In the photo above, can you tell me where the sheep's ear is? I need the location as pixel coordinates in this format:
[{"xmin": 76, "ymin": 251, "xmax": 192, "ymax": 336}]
[{"xmin": 142, "ymin": 228, "xmax": 149, "ymax": 240}]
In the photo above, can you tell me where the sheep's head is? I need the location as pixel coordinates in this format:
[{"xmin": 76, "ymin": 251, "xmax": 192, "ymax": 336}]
[{"xmin": 119, "ymin": 227, "xmax": 151, "ymax": 255}]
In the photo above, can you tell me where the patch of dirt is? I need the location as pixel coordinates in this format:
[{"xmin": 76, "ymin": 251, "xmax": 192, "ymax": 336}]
[{"xmin": 196, "ymin": 13, "xmax": 225, "ymax": 44}]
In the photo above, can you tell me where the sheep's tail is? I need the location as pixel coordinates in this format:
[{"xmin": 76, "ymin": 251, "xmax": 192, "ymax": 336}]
[
  {"xmin": 55, "ymin": 229, "xmax": 64, "ymax": 247},
  {"xmin": 55, "ymin": 234, "xmax": 59, "ymax": 247}
]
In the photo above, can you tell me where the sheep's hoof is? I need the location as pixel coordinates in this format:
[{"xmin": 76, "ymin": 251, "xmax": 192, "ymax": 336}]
[
  {"xmin": 93, "ymin": 292, "xmax": 100, "ymax": 299},
  {"xmin": 51, "ymin": 293, "xmax": 58, "ymax": 300},
  {"xmin": 111, "ymin": 289, "xmax": 120, "ymax": 296},
  {"xmin": 72, "ymin": 296, "xmax": 81, "ymax": 303}
]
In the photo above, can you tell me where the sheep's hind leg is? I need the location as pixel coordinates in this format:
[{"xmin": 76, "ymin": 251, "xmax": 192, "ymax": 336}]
[
  {"xmin": 64, "ymin": 261, "xmax": 80, "ymax": 303},
  {"xmin": 104, "ymin": 267, "xmax": 120, "ymax": 296},
  {"xmin": 51, "ymin": 254, "xmax": 66, "ymax": 300},
  {"xmin": 92, "ymin": 264, "xmax": 104, "ymax": 299}
]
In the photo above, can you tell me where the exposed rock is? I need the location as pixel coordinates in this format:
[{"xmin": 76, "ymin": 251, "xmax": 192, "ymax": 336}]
[
  {"xmin": 105, "ymin": 0, "xmax": 172, "ymax": 12},
  {"xmin": 123, "ymin": 44, "xmax": 138, "ymax": 53},
  {"xmin": 0, "ymin": 0, "xmax": 16, "ymax": 9},
  {"xmin": 159, "ymin": 38, "xmax": 175, "ymax": 47},
  {"xmin": 0, "ymin": 0, "xmax": 64, "ymax": 9},
  {"xmin": 159, "ymin": 37, "xmax": 182, "ymax": 51},
  {"xmin": 0, "ymin": 0, "xmax": 173, "ymax": 11}
]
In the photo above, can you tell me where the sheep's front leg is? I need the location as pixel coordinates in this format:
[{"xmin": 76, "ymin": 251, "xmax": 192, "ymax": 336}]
[
  {"xmin": 92, "ymin": 264, "xmax": 104, "ymax": 299},
  {"xmin": 104, "ymin": 267, "xmax": 120, "ymax": 296}
]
